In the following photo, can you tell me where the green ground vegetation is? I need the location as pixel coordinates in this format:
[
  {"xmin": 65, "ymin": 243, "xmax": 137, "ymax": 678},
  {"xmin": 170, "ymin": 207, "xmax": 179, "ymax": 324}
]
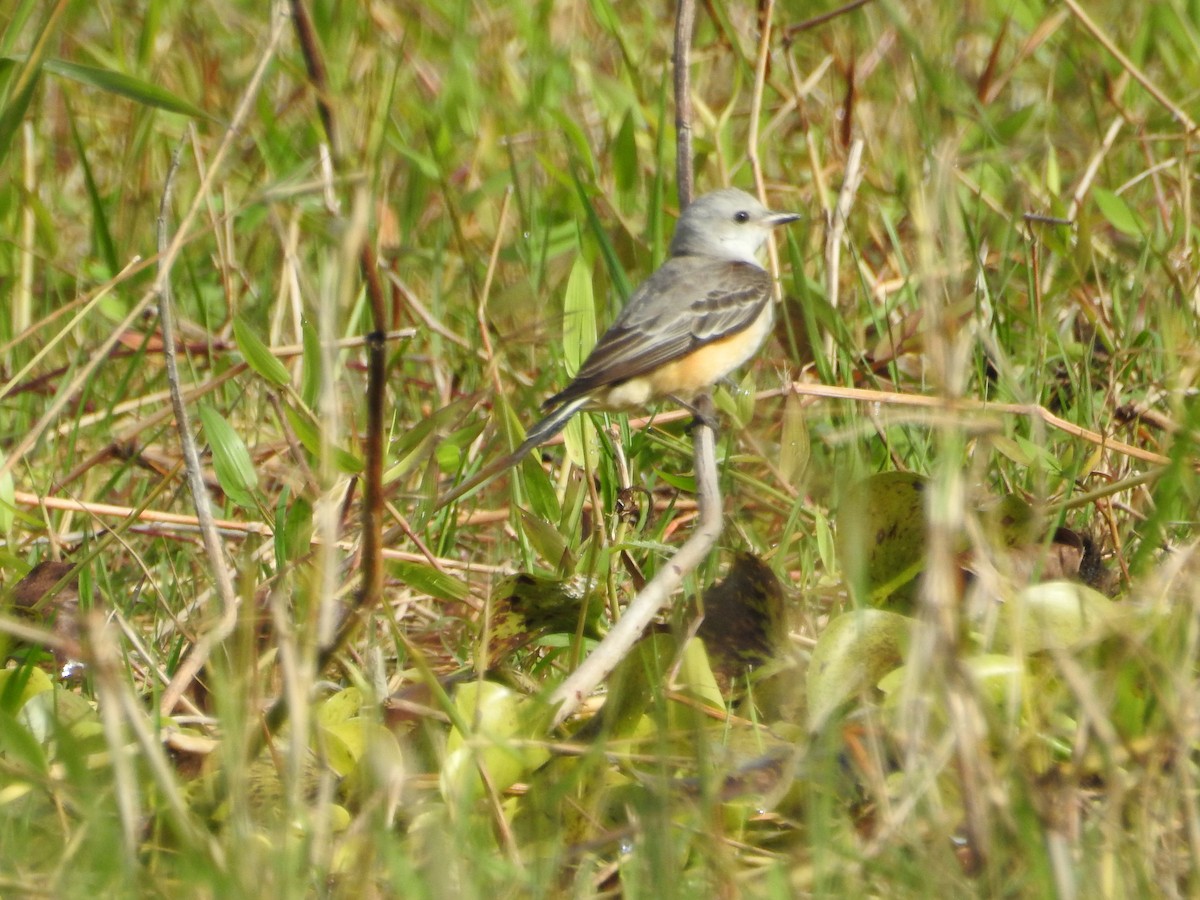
[{"xmin": 1, "ymin": 0, "xmax": 1199, "ymax": 896}]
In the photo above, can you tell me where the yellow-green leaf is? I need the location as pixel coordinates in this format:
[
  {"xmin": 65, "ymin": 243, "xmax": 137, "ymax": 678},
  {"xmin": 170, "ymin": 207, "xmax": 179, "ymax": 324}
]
[
  {"xmin": 441, "ymin": 682, "xmax": 551, "ymax": 804},
  {"xmin": 39, "ymin": 57, "xmax": 210, "ymax": 119},
  {"xmin": 561, "ymin": 253, "xmax": 597, "ymax": 376},
  {"xmin": 517, "ymin": 508, "xmax": 573, "ymax": 570},
  {"xmin": 1092, "ymin": 187, "xmax": 1144, "ymax": 238},
  {"xmin": 317, "ymin": 686, "xmax": 365, "ymax": 727},
  {"xmin": 0, "ymin": 666, "xmax": 54, "ymax": 716},
  {"xmin": 996, "ymin": 580, "xmax": 1117, "ymax": 653},
  {"xmin": 779, "ymin": 389, "xmax": 810, "ymax": 485},
  {"xmin": 807, "ymin": 609, "xmax": 912, "ymax": 732},
  {"xmin": 837, "ymin": 472, "xmax": 927, "ymax": 606},
  {"xmin": 390, "ymin": 560, "xmax": 469, "ymax": 603},
  {"xmin": 198, "ymin": 405, "xmax": 258, "ymax": 508},
  {"xmin": 673, "ymin": 638, "xmax": 726, "ymax": 713},
  {"xmin": 233, "ymin": 316, "xmax": 290, "ymax": 387},
  {"xmin": 561, "ymin": 254, "xmax": 600, "ymax": 470}
]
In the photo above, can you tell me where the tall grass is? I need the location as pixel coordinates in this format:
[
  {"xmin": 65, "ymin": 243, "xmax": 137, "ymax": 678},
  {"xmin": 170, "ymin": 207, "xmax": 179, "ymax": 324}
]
[{"xmin": 0, "ymin": 0, "xmax": 1197, "ymax": 895}]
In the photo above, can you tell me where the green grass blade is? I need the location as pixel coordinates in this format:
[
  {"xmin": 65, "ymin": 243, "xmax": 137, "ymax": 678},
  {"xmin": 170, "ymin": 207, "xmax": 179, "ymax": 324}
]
[
  {"xmin": 39, "ymin": 57, "xmax": 211, "ymax": 119},
  {"xmin": 573, "ymin": 171, "xmax": 632, "ymax": 300},
  {"xmin": 65, "ymin": 97, "xmax": 118, "ymax": 275}
]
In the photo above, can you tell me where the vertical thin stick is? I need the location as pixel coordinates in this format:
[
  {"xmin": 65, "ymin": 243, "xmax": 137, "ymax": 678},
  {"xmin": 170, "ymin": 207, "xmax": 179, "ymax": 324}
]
[
  {"xmin": 550, "ymin": 397, "xmax": 722, "ymax": 725},
  {"xmin": 746, "ymin": 0, "xmax": 774, "ymax": 195},
  {"xmin": 550, "ymin": 0, "xmax": 732, "ymax": 725},
  {"xmin": 747, "ymin": 0, "xmax": 790, "ymax": 307},
  {"xmin": 674, "ymin": 0, "xmax": 696, "ymax": 208}
]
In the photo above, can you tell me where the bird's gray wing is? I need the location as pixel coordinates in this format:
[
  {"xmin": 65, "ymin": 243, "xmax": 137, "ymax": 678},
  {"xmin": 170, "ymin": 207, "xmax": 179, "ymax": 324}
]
[{"xmin": 544, "ymin": 258, "xmax": 771, "ymax": 407}]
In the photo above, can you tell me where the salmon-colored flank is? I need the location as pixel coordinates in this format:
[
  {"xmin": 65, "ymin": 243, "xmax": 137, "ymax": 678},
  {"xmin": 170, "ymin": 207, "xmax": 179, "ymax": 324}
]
[{"xmin": 596, "ymin": 302, "xmax": 773, "ymax": 408}]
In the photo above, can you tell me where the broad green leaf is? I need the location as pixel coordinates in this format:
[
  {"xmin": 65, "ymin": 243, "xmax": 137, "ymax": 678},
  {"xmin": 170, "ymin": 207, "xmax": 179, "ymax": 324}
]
[
  {"xmin": 732, "ymin": 369, "xmax": 759, "ymax": 427},
  {"xmin": 518, "ymin": 450, "xmax": 560, "ymax": 522},
  {"xmin": 996, "ymin": 580, "xmax": 1117, "ymax": 653},
  {"xmin": 441, "ymin": 682, "xmax": 551, "ymax": 804},
  {"xmin": 0, "ymin": 665, "xmax": 53, "ymax": 716},
  {"xmin": 339, "ymin": 722, "xmax": 405, "ymax": 801},
  {"xmin": 836, "ymin": 472, "xmax": 927, "ymax": 606},
  {"xmin": 673, "ymin": 638, "xmax": 726, "ymax": 713},
  {"xmin": 991, "ymin": 434, "xmax": 1034, "ymax": 467},
  {"xmin": 488, "ymin": 572, "xmax": 603, "ymax": 654},
  {"xmin": 561, "ymin": 413, "xmax": 599, "ymax": 480},
  {"xmin": 320, "ymin": 720, "xmax": 363, "ymax": 777},
  {"xmin": 807, "ymin": 609, "xmax": 912, "ymax": 732},
  {"xmin": 561, "ymin": 254, "xmax": 600, "ymax": 469},
  {"xmin": 653, "ymin": 468, "xmax": 696, "ymax": 493},
  {"xmin": 561, "ymin": 254, "xmax": 597, "ymax": 372},
  {"xmin": 274, "ymin": 492, "xmax": 313, "ymax": 566},
  {"xmin": 19, "ymin": 686, "xmax": 98, "ymax": 746},
  {"xmin": 431, "ymin": 418, "xmax": 486, "ymax": 475},
  {"xmin": 317, "ymin": 686, "xmax": 365, "ymax": 727},
  {"xmin": 233, "ymin": 316, "xmax": 290, "ymax": 387},
  {"xmin": 517, "ymin": 507, "xmax": 573, "ymax": 570},
  {"xmin": 0, "ymin": 709, "xmax": 48, "ymax": 775},
  {"xmin": 779, "ymin": 389, "xmax": 810, "ymax": 485},
  {"xmin": 880, "ymin": 654, "xmax": 1027, "ymax": 723},
  {"xmin": 960, "ymin": 654, "xmax": 1026, "ymax": 709},
  {"xmin": 198, "ymin": 405, "xmax": 258, "ymax": 508},
  {"xmin": 1092, "ymin": 187, "xmax": 1144, "ymax": 238},
  {"xmin": 1014, "ymin": 435, "xmax": 1062, "ymax": 473}
]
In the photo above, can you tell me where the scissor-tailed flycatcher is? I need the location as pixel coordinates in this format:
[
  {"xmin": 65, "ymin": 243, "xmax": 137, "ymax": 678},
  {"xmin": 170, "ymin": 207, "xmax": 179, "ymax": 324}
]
[{"xmin": 438, "ymin": 188, "xmax": 798, "ymax": 509}]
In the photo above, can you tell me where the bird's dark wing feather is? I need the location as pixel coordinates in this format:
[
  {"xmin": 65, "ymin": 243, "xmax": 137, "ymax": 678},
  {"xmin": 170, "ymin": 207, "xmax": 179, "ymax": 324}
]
[{"xmin": 544, "ymin": 258, "xmax": 771, "ymax": 407}]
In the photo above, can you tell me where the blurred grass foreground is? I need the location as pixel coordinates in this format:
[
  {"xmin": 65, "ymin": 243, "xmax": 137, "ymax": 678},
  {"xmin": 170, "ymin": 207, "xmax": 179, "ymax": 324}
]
[{"xmin": 1, "ymin": 1, "xmax": 1199, "ymax": 896}]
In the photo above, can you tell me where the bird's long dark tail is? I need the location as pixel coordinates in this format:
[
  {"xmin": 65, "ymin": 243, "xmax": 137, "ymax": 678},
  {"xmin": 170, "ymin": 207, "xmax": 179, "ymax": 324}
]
[{"xmin": 434, "ymin": 397, "xmax": 591, "ymax": 510}]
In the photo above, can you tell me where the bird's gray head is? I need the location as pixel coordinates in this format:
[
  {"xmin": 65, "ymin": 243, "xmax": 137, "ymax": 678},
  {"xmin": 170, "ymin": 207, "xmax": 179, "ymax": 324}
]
[{"xmin": 667, "ymin": 188, "xmax": 799, "ymax": 264}]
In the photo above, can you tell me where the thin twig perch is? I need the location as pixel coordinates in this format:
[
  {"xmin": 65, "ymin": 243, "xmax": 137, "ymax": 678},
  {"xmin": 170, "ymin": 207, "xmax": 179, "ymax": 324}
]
[
  {"xmin": 549, "ymin": 396, "xmax": 722, "ymax": 725},
  {"xmin": 550, "ymin": 0, "xmax": 730, "ymax": 727}
]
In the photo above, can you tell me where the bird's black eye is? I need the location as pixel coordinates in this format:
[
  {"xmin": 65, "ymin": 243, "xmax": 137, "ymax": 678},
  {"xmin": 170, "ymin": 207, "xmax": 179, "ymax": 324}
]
[{"xmin": 734, "ymin": 210, "xmax": 750, "ymax": 223}]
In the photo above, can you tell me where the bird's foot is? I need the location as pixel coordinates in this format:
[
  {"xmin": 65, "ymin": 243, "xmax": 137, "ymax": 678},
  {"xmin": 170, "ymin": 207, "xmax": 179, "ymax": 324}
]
[{"xmin": 672, "ymin": 394, "xmax": 720, "ymax": 434}]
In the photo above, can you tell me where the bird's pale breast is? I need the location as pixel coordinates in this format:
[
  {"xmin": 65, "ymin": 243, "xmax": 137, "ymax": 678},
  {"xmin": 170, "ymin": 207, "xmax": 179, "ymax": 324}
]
[{"xmin": 594, "ymin": 301, "xmax": 774, "ymax": 408}]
